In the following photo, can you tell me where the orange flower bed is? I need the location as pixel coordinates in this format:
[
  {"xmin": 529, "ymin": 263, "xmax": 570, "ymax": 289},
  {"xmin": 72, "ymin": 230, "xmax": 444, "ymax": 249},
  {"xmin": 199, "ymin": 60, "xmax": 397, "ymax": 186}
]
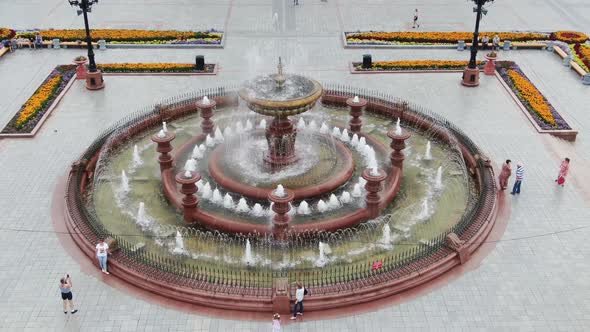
[
  {"xmin": 0, "ymin": 27, "xmax": 15, "ymax": 40},
  {"xmin": 572, "ymin": 44, "xmax": 590, "ymax": 72},
  {"xmin": 16, "ymin": 29, "xmax": 221, "ymax": 42},
  {"xmin": 16, "ymin": 75, "xmax": 63, "ymax": 128},
  {"xmin": 346, "ymin": 31, "xmax": 548, "ymax": 44},
  {"xmin": 98, "ymin": 63, "xmax": 197, "ymax": 73},
  {"xmin": 507, "ymin": 69, "xmax": 555, "ymax": 125},
  {"xmin": 550, "ymin": 31, "xmax": 589, "ymax": 43}
]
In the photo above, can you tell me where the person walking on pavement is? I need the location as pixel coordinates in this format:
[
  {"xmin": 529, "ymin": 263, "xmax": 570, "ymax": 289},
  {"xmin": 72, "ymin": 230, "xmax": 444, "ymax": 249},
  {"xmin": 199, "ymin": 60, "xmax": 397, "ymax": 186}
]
[
  {"xmin": 293, "ymin": 0, "xmax": 299, "ymax": 6},
  {"xmin": 412, "ymin": 9, "xmax": 420, "ymax": 28},
  {"xmin": 498, "ymin": 159, "xmax": 512, "ymax": 190},
  {"xmin": 511, "ymin": 162, "xmax": 524, "ymax": 195},
  {"xmin": 555, "ymin": 157, "xmax": 570, "ymax": 187},
  {"xmin": 59, "ymin": 274, "xmax": 78, "ymax": 314},
  {"xmin": 96, "ymin": 239, "xmax": 110, "ymax": 274},
  {"xmin": 290, "ymin": 282, "xmax": 305, "ymax": 320}
]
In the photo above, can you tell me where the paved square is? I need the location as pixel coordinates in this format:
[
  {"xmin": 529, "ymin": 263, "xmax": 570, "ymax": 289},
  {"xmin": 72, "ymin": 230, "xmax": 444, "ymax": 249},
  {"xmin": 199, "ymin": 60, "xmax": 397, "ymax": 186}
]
[{"xmin": 1, "ymin": 1, "xmax": 590, "ymax": 331}]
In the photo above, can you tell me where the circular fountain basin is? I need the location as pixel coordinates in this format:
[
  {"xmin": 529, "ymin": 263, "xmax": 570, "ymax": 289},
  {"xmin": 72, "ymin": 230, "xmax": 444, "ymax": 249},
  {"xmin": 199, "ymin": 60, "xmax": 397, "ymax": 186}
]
[
  {"xmin": 239, "ymin": 74, "xmax": 323, "ymax": 116},
  {"xmin": 207, "ymin": 131, "xmax": 355, "ymax": 200}
]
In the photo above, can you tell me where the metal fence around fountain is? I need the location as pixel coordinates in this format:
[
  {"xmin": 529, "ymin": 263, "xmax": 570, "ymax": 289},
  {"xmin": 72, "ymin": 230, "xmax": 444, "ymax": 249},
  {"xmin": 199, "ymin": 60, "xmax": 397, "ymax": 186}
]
[{"xmin": 66, "ymin": 84, "xmax": 495, "ymax": 292}]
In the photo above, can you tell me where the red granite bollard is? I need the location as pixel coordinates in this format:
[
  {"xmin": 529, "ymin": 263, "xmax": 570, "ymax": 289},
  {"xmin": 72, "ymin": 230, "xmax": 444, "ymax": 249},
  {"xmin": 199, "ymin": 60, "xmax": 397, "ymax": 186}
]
[
  {"xmin": 346, "ymin": 97, "xmax": 367, "ymax": 134},
  {"xmin": 196, "ymin": 98, "xmax": 217, "ymax": 135},
  {"xmin": 151, "ymin": 131, "xmax": 176, "ymax": 172},
  {"xmin": 175, "ymin": 171, "xmax": 201, "ymax": 223},
  {"xmin": 387, "ymin": 130, "xmax": 411, "ymax": 169},
  {"xmin": 269, "ymin": 188, "xmax": 295, "ymax": 240},
  {"xmin": 362, "ymin": 168, "xmax": 387, "ymax": 219}
]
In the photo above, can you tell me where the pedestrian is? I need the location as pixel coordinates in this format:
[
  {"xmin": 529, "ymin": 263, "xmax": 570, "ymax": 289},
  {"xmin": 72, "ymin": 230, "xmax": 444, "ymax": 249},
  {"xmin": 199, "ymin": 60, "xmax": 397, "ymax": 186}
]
[
  {"xmin": 96, "ymin": 239, "xmax": 110, "ymax": 274},
  {"xmin": 412, "ymin": 9, "xmax": 420, "ymax": 28},
  {"xmin": 290, "ymin": 282, "xmax": 305, "ymax": 320},
  {"xmin": 293, "ymin": 0, "xmax": 298, "ymax": 6},
  {"xmin": 272, "ymin": 313, "xmax": 281, "ymax": 331},
  {"xmin": 510, "ymin": 162, "xmax": 524, "ymax": 195},
  {"xmin": 498, "ymin": 159, "xmax": 512, "ymax": 190},
  {"xmin": 34, "ymin": 32, "xmax": 43, "ymax": 49},
  {"xmin": 59, "ymin": 274, "xmax": 78, "ymax": 314},
  {"xmin": 481, "ymin": 35, "xmax": 490, "ymax": 50},
  {"xmin": 492, "ymin": 34, "xmax": 500, "ymax": 50},
  {"xmin": 555, "ymin": 157, "xmax": 570, "ymax": 187}
]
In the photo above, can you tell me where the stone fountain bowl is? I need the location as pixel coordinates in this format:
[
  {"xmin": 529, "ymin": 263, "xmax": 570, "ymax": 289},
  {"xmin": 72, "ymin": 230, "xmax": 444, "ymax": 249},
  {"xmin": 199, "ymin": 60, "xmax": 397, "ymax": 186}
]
[{"xmin": 238, "ymin": 74, "xmax": 323, "ymax": 116}]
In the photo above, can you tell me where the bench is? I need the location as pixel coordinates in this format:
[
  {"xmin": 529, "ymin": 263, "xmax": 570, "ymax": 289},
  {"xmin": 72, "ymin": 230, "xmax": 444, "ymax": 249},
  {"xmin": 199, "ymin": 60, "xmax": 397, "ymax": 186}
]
[
  {"xmin": 16, "ymin": 40, "xmax": 51, "ymax": 48},
  {"xmin": 465, "ymin": 41, "xmax": 546, "ymax": 50},
  {"xmin": 0, "ymin": 47, "xmax": 9, "ymax": 58},
  {"xmin": 60, "ymin": 41, "xmax": 99, "ymax": 49}
]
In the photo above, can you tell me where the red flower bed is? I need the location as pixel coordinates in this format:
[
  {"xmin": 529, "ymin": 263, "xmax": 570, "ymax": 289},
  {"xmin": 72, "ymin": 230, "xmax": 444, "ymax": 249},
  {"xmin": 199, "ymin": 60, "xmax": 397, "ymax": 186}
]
[{"xmin": 550, "ymin": 31, "xmax": 589, "ymax": 43}]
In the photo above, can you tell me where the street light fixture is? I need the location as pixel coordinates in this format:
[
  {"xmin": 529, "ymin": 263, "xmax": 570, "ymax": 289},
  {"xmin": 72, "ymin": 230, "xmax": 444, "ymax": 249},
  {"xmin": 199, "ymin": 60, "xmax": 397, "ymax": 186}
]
[
  {"xmin": 68, "ymin": 0, "xmax": 104, "ymax": 90},
  {"xmin": 462, "ymin": 0, "xmax": 494, "ymax": 87}
]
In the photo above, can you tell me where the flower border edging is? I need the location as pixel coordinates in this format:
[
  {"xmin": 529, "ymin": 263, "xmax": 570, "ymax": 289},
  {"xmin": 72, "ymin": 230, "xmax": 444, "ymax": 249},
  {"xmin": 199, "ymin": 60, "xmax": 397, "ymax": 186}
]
[{"xmin": 494, "ymin": 70, "xmax": 578, "ymax": 141}]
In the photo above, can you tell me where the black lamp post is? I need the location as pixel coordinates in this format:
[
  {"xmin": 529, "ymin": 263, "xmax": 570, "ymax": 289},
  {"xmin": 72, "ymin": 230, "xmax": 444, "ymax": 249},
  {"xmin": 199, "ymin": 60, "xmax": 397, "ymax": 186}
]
[
  {"xmin": 68, "ymin": 0, "xmax": 104, "ymax": 90},
  {"xmin": 462, "ymin": 0, "xmax": 494, "ymax": 87}
]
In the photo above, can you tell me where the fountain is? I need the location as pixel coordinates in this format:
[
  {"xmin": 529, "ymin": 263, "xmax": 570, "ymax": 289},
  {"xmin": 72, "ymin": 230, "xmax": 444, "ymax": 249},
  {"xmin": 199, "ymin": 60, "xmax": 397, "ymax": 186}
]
[
  {"xmin": 297, "ymin": 200, "xmax": 311, "ymax": 215},
  {"xmin": 132, "ymin": 145, "xmax": 143, "ymax": 167},
  {"xmin": 121, "ymin": 170, "xmax": 130, "ymax": 192},
  {"xmin": 435, "ymin": 166, "xmax": 443, "ymax": 190},
  {"xmin": 136, "ymin": 202, "xmax": 149, "ymax": 227},
  {"xmin": 172, "ymin": 231, "xmax": 185, "ymax": 254},
  {"xmin": 223, "ymin": 193, "xmax": 235, "ymax": 209},
  {"xmin": 243, "ymin": 239, "xmax": 254, "ymax": 265},
  {"xmin": 184, "ymin": 159, "xmax": 197, "ymax": 172},
  {"xmin": 379, "ymin": 223, "xmax": 392, "ymax": 246},
  {"xmin": 66, "ymin": 62, "xmax": 498, "ymax": 315},
  {"xmin": 238, "ymin": 57, "xmax": 323, "ymax": 167},
  {"xmin": 236, "ymin": 198, "xmax": 250, "ymax": 213},
  {"xmin": 192, "ymin": 145, "xmax": 203, "ymax": 159},
  {"xmin": 424, "ymin": 141, "xmax": 432, "ymax": 160}
]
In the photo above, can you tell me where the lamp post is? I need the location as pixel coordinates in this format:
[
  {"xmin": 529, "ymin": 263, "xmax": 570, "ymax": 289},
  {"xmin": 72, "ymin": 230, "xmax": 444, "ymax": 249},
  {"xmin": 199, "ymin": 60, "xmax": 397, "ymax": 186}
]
[
  {"xmin": 68, "ymin": 0, "xmax": 104, "ymax": 90},
  {"xmin": 461, "ymin": 0, "xmax": 494, "ymax": 87}
]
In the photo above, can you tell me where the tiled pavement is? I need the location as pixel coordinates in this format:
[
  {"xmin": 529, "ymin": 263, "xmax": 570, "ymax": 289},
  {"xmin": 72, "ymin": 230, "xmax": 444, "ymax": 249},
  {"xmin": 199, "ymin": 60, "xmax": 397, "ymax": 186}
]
[{"xmin": 1, "ymin": 0, "xmax": 590, "ymax": 331}]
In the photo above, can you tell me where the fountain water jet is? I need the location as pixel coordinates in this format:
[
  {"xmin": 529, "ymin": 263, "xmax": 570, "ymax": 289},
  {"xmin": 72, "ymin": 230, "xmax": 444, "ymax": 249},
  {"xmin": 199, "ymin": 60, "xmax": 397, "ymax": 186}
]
[
  {"xmin": 192, "ymin": 145, "xmax": 204, "ymax": 159},
  {"xmin": 297, "ymin": 118, "xmax": 306, "ymax": 130},
  {"xmin": 417, "ymin": 198, "xmax": 429, "ymax": 220},
  {"xmin": 251, "ymin": 203, "xmax": 265, "ymax": 217},
  {"xmin": 350, "ymin": 134, "xmax": 359, "ymax": 147},
  {"xmin": 308, "ymin": 120, "xmax": 318, "ymax": 131},
  {"xmin": 380, "ymin": 223, "xmax": 392, "ymax": 245},
  {"xmin": 121, "ymin": 170, "xmax": 130, "ymax": 192},
  {"xmin": 184, "ymin": 159, "xmax": 197, "ymax": 172},
  {"xmin": 162, "ymin": 121, "xmax": 168, "ymax": 133},
  {"xmin": 395, "ymin": 118, "xmax": 402, "ymax": 135},
  {"xmin": 317, "ymin": 200, "xmax": 328, "ymax": 213},
  {"xmin": 319, "ymin": 122, "xmax": 329, "ymax": 134},
  {"xmin": 205, "ymin": 134, "xmax": 215, "ymax": 147},
  {"xmin": 172, "ymin": 231, "xmax": 185, "ymax": 254},
  {"xmin": 340, "ymin": 191, "xmax": 351, "ymax": 204},
  {"xmin": 258, "ymin": 119, "xmax": 267, "ymax": 129},
  {"xmin": 211, "ymin": 188, "xmax": 223, "ymax": 204},
  {"xmin": 214, "ymin": 127, "xmax": 224, "ymax": 143},
  {"xmin": 137, "ymin": 202, "xmax": 149, "ymax": 227},
  {"xmin": 352, "ymin": 183, "xmax": 362, "ymax": 198},
  {"xmin": 328, "ymin": 194, "xmax": 340, "ymax": 209},
  {"xmin": 340, "ymin": 129, "xmax": 350, "ymax": 142},
  {"xmin": 132, "ymin": 145, "xmax": 143, "ymax": 167},
  {"xmin": 236, "ymin": 198, "xmax": 250, "ymax": 213},
  {"xmin": 297, "ymin": 201, "xmax": 311, "ymax": 215},
  {"xmin": 201, "ymin": 182, "xmax": 212, "ymax": 199},
  {"xmin": 243, "ymin": 239, "xmax": 254, "ymax": 265},
  {"xmin": 223, "ymin": 193, "xmax": 235, "ymax": 209},
  {"xmin": 424, "ymin": 141, "xmax": 432, "ymax": 160},
  {"xmin": 435, "ymin": 166, "xmax": 443, "ymax": 190},
  {"xmin": 223, "ymin": 127, "xmax": 234, "ymax": 138},
  {"xmin": 332, "ymin": 127, "xmax": 341, "ymax": 137}
]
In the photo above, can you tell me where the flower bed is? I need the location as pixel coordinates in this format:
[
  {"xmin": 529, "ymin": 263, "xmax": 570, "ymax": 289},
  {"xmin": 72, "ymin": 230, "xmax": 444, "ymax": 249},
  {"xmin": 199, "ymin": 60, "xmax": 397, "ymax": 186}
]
[
  {"xmin": 1, "ymin": 65, "xmax": 76, "ymax": 134},
  {"xmin": 345, "ymin": 31, "xmax": 549, "ymax": 45},
  {"xmin": 571, "ymin": 44, "xmax": 590, "ymax": 73},
  {"xmin": 550, "ymin": 31, "xmax": 589, "ymax": 44},
  {"xmin": 15, "ymin": 29, "xmax": 223, "ymax": 45},
  {"xmin": 0, "ymin": 27, "xmax": 15, "ymax": 40},
  {"xmin": 97, "ymin": 63, "xmax": 215, "ymax": 73},
  {"xmin": 496, "ymin": 61, "xmax": 571, "ymax": 130},
  {"xmin": 352, "ymin": 60, "xmax": 483, "ymax": 71}
]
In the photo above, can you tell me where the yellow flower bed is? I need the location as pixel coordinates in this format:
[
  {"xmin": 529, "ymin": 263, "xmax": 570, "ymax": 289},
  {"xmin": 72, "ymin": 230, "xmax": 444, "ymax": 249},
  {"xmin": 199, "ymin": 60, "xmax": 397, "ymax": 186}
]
[
  {"xmin": 97, "ymin": 63, "xmax": 198, "ymax": 72},
  {"xmin": 368, "ymin": 60, "xmax": 475, "ymax": 70},
  {"xmin": 507, "ymin": 70, "xmax": 555, "ymax": 125},
  {"xmin": 16, "ymin": 75, "xmax": 63, "ymax": 128},
  {"xmin": 17, "ymin": 29, "xmax": 221, "ymax": 42},
  {"xmin": 347, "ymin": 31, "xmax": 548, "ymax": 43},
  {"xmin": 0, "ymin": 27, "xmax": 15, "ymax": 39}
]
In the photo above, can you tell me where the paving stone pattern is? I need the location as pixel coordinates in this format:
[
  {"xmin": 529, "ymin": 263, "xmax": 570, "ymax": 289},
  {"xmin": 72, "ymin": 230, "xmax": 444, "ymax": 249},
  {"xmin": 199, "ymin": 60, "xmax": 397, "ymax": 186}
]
[{"xmin": 0, "ymin": 0, "xmax": 589, "ymax": 331}]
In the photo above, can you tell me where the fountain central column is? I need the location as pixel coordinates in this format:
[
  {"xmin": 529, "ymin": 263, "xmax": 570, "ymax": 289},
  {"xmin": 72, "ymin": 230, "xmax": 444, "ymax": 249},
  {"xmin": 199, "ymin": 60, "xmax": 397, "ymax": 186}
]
[{"xmin": 265, "ymin": 116, "xmax": 298, "ymax": 167}]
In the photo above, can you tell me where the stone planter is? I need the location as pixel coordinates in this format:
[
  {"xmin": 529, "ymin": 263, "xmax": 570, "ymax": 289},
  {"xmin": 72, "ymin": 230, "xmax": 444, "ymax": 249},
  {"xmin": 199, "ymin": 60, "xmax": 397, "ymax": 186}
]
[
  {"xmin": 74, "ymin": 59, "xmax": 88, "ymax": 79},
  {"xmin": 484, "ymin": 54, "xmax": 497, "ymax": 75}
]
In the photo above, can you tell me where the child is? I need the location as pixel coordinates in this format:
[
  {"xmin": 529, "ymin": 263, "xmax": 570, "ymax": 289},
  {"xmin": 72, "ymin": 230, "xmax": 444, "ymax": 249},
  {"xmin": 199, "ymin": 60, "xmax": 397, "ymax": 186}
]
[
  {"xmin": 555, "ymin": 158, "xmax": 570, "ymax": 187},
  {"xmin": 272, "ymin": 313, "xmax": 281, "ymax": 332}
]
